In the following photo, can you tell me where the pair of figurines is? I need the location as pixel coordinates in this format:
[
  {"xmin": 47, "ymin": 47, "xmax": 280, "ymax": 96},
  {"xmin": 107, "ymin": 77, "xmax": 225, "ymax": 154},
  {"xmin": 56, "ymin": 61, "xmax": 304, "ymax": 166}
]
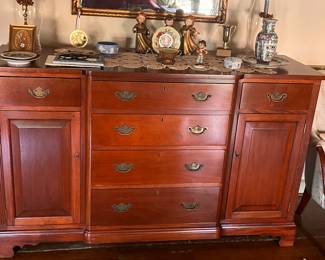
[{"xmin": 133, "ymin": 13, "xmax": 207, "ymax": 65}]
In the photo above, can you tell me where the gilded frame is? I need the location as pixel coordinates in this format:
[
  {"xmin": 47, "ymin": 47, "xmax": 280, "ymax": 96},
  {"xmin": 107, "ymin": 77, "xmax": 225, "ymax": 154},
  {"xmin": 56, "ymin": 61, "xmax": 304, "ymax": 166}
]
[{"xmin": 72, "ymin": 0, "xmax": 228, "ymax": 23}]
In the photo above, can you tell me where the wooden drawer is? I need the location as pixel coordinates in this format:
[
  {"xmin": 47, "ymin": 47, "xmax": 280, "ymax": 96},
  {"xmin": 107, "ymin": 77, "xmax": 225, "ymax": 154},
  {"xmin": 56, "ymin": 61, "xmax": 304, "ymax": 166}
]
[
  {"xmin": 0, "ymin": 77, "xmax": 81, "ymax": 108},
  {"xmin": 92, "ymin": 81, "xmax": 234, "ymax": 113},
  {"xmin": 240, "ymin": 83, "xmax": 313, "ymax": 112},
  {"xmin": 91, "ymin": 188, "xmax": 220, "ymax": 227},
  {"xmin": 92, "ymin": 150, "xmax": 225, "ymax": 187},
  {"xmin": 92, "ymin": 114, "xmax": 230, "ymax": 148}
]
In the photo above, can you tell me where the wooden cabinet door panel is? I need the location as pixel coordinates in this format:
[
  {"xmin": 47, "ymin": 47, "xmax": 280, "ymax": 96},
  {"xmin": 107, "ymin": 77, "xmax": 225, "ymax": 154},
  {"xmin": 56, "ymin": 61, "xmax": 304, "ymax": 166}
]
[
  {"xmin": 226, "ymin": 114, "xmax": 306, "ymax": 221},
  {"xmin": 0, "ymin": 143, "xmax": 6, "ymax": 227},
  {"xmin": 0, "ymin": 112, "xmax": 81, "ymax": 226}
]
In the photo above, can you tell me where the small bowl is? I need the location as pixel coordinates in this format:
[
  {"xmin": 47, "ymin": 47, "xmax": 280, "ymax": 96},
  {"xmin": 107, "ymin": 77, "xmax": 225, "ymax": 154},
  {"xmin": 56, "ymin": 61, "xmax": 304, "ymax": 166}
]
[
  {"xmin": 157, "ymin": 48, "xmax": 179, "ymax": 65},
  {"xmin": 224, "ymin": 57, "xmax": 243, "ymax": 70},
  {"xmin": 96, "ymin": 42, "xmax": 119, "ymax": 55}
]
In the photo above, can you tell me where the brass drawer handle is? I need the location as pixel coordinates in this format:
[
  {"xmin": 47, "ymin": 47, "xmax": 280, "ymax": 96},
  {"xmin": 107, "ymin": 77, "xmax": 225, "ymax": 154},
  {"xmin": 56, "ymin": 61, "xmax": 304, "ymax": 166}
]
[
  {"xmin": 115, "ymin": 91, "xmax": 137, "ymax": 102},
  {"xmin": 115, "ymin": 124, "xmax": 135, "ymax": 136},
  {"xmin": 192, "ymin": 92, "xmax": 212, "ymax": 102},
  {"xmin": 188, "ymin": 125, "xmax": 208, "ymax": 135},
  {"xmin": 181, "ymin": 202, "xmax": 199, "ymax": 210},
  {"xmin": 28, "ymin": 87, "xmax": 50, "ymax": 99},
  {"xmin": 115, "ymin": 163, "xmax": 134, "ymax": 173},
  {"xmin": 112, "ymin": 203, "xmax": 132, "ymax": 213},
  {"xmin": 185, "ymin": 162, "xmax": 203, "ymax": 172},
  {"xmin": 267, "ymin": 92, "xmax": 288, "ymax": 103}
]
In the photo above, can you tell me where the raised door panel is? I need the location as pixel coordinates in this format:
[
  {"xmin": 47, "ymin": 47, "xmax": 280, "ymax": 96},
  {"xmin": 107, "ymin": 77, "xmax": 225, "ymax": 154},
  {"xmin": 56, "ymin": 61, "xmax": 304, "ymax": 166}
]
[
  {"xmin": 226, "ymin": 114, "xmax": 306, "ymax": 222},
  {"xmin": 0, "ymin": 112, "xmax": 81, "ymax": 226}
]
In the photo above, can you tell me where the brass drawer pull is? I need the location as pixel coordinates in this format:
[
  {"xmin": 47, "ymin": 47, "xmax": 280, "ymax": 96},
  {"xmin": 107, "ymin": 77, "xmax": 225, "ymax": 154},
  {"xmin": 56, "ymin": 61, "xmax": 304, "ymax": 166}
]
[
  {"xmin": 115, "ymin": 163, "xmax": 134, "ymax": 173},
  {"xmin": 115, "ymin": 124, "xmax": 135, "ymax": 135},
  {"xmin": 112, "ymin": 203, "xmax": 132, "ymax": 213},
  {"xmin": 28, "ymin": 87, "xmax": 50, "ymax": 99},
  {"xmin": 185, "ymin": 162, "xmax": 203, "ymax": 172},
  {"xmin": 192, "ymin": 92, "xmax": 212, "ymax": 102},
  {"xmin": 188, "ymin": 125, "xmax": 208, "ymax": 135},
  {"xmin": 115, "ymin": 91, "xmax": 137, "ymax": 102},
  {"xmin": 267, "ymin": 92, "xmax": 288, "ymax": 103},
  {"xmin": 181, "ymin": 202, "xmax": 199, "ymax": 210}
]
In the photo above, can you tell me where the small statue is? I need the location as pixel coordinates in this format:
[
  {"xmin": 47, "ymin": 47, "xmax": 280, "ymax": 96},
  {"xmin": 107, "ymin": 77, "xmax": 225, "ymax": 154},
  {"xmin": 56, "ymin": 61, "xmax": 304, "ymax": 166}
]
[
  {"xmin": 133, "ymin": 12, "xmax": 152, "ymax": 54},
  {"xmin": 164, "ymin": 15, "xmax": 175, "ymax": 27},
  {"xmin": 180, "ymin": 16, "xmax": 199, "ymax": 55},
  {"xmin": 196, "ymin": 40, "xmax": 208, "ymax": 65}
]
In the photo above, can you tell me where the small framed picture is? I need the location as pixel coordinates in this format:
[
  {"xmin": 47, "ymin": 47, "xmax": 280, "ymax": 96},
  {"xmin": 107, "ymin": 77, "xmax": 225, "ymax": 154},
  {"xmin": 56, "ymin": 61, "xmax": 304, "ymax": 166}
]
[{"xmin": 9, "ymin": 24, "xmax": 36, "ymax": 52}]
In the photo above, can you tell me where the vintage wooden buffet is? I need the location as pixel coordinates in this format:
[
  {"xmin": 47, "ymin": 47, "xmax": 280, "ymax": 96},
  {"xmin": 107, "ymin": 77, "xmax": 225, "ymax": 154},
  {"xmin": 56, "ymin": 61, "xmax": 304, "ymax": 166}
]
[{"xmin": 0, "ymin": 54, "xmax": 323, "ymax": 257}]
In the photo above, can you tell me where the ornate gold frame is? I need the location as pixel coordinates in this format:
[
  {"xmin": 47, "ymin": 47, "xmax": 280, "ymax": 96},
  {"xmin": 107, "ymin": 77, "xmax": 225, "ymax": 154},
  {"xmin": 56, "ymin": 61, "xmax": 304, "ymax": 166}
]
[{"xmin": 72, "ymin": 0, "xmax": 228, "ymax": 23}]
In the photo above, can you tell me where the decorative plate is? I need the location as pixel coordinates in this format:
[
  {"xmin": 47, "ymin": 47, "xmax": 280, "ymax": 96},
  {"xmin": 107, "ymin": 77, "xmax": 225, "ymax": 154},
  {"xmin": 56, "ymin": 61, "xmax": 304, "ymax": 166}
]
[
  {"xmin": 0, "ymin": 51, "xmax": 38, "ymax": 60},
  {"xmin": 152, "ymin": 26, "xmax": 181, "ymax": 53}
]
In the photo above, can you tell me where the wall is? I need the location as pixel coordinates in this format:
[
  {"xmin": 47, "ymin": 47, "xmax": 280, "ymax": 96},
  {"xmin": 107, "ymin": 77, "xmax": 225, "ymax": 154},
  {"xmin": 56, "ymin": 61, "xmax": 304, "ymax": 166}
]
[{"xmin": 0, "ymin": 0, "xmax": 325, "ymax": 65}]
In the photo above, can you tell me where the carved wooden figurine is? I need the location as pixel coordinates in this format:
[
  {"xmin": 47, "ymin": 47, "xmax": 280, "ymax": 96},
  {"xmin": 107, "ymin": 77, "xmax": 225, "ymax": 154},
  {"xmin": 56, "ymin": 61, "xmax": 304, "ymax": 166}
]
[
  {"xmin": 180, "ymin": 16, "xmax": 199, "ymax": 55},
  {"xmin": 133, "ymin": 12, "xmax": 152, "ymax": 54}
]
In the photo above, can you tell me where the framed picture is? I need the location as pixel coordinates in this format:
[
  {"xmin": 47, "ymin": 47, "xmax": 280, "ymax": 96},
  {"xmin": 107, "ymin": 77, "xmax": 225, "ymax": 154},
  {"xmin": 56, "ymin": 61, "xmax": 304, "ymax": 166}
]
[
  {"xmin": 72, "ymin": 0, "xmax": 228, "ymax": 23},
  {"xmin": 9, "ymin": 25, "xmax": 36, "ymax": 52}
]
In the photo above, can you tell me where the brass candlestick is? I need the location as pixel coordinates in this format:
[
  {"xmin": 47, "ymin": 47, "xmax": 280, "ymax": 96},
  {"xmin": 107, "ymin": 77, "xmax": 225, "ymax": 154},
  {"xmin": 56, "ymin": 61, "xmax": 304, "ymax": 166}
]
[{"xmin": 16, "ymin": 0, "xmax": 34, "ymax": 25}]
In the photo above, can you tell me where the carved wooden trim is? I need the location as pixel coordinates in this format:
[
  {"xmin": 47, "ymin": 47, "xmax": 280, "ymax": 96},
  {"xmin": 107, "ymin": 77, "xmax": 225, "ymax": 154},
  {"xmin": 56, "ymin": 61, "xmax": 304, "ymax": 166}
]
[{"xmin": 72, "ymin": 0, "xmax": 228, "ymax": 23}]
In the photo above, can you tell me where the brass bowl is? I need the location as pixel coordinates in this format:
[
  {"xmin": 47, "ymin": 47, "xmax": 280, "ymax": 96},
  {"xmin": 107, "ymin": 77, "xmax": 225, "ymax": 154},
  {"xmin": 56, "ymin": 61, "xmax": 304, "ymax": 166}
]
[{"xmin": 157, "ymin": 48, "xmax": 179, "ymax": 65}]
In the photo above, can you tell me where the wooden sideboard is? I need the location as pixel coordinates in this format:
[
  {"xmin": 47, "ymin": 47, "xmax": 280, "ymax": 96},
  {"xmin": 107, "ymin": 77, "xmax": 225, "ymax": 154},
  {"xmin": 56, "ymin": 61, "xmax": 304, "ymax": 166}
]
[{"xmin": 0, "ymin": 57, "xmax": 323, "ymax": 257}]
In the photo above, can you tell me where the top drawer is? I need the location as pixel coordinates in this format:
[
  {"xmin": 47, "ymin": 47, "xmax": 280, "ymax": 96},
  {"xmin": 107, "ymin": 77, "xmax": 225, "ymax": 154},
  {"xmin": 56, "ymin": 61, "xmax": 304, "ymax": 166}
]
[
  {"xmin": 92, "ymin": 81, "xmax": 234, "ymax": 113},
  {"xmin": 240, "ymin": 83, "xmax": 313, "ymax": 113},
  {"xmin": 0, "ymin": 77, "xmax": 81, "ymax": 108}
]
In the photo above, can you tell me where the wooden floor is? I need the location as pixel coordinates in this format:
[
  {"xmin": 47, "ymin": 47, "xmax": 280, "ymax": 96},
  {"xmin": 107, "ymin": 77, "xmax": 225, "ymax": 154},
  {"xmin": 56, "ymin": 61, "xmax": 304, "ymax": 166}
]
[{"xmin": 7, "ymin": 199, "xmax": 325, "ymax": 260}]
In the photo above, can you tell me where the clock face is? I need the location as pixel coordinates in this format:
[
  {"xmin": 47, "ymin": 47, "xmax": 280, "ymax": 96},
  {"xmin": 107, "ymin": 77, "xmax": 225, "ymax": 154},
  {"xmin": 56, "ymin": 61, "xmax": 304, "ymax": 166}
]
[{"xmin": 14, "ymin": 30, "xmax": 33, "ymax": 50}]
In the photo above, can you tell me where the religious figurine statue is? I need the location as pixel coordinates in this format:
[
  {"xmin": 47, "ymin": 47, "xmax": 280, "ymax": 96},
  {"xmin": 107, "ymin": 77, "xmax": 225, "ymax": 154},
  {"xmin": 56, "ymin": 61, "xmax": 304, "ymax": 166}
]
[
  {"xmin": 164, "ymin": 15, "xmax": 175, "ymax": 27},
  {"xmin": 133, "ymin": 12, "xmax": 153, "ymax": 54},
  {"xmin": 196, "ymin": 40, "xmax": 208, "ymax": 65},
  {"xmin": 180, "ymin": 16, "xmax": 199, "ymax": 55}
]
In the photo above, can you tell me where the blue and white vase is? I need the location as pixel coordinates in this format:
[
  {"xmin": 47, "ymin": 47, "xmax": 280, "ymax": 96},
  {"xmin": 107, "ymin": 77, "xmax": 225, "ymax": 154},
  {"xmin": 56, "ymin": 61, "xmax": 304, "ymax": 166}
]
[{"xmin": 255, "ymin": 18, "xmax": 278, "ymax": 64}]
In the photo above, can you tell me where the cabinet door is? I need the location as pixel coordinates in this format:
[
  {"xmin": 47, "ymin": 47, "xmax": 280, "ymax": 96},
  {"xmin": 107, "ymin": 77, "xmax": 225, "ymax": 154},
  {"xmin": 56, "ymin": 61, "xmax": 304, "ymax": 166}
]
[
  {"xmin": 0, "ymin": 112, "xmax": 80, "ymax": 226},
  {"xmin": 0, "ymin": 140, "xmax": 6, "ymax": 228},
  {"xmin": 226, "ymin": 114, "xmax": 306, "ymax": 222}
]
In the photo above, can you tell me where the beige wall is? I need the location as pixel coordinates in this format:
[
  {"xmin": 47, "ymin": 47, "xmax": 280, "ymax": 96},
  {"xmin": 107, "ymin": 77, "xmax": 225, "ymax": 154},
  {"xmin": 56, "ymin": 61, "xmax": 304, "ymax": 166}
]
[{"xmin": 1, "ymin": 0, "xmax": 325, "ymax": 65}]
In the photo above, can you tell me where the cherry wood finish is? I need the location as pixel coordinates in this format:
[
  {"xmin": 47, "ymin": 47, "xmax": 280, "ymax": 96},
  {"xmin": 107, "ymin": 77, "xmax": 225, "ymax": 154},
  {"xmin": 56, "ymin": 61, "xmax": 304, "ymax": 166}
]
[
  {"xmin": 0, "ymin": 56, "xmax": 323, "ymax": 257},
  {"xmin": 225, "ymin": 114, "xmax": 306, "ymax": 222},
  {"xmin": 91, "ymin": 188, "xmax": 220, "ymax": 227},
  {"xmin": 0, "ymin": 143, "xmax": 5, "ymax": 228},
  {"xmin": 92, "ymin": 82, "xmax": 234, "ymax": 113},
  {"xmin": 92, "ymin": 150, "xmax": 225, "ymax": 188},
  {"xmin": 0, "ymin": 111, "xmax": 81, "ymax": 226},
  {"xmin": 0, "ymin": 77, "xmax": 81, "ymax": 109},
  {"xmin": 240, "ymin": 83, "xmax": 314, "ymax": 113},
  {"xmin": 92, "ymin": 114, "xmax": 230, "ymax": 148}
]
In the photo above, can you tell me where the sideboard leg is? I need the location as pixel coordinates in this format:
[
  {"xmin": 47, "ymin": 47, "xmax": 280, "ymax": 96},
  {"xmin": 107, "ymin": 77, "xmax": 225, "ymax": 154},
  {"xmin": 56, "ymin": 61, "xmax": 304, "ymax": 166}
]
[
  {"xmin": 0, "ymin": 242, "xmax": 15, "ymax": 258},
  {"xmin": 279, "ymin": 234, "xmax": 295, "ymax": 247}
]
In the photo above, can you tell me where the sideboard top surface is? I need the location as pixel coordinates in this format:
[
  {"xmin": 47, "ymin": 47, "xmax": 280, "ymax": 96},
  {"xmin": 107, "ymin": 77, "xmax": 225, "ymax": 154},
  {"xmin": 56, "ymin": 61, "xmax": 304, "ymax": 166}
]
[{"xmin": 0, "ymin": 47, "xmax": 323, "ymax": 81}]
